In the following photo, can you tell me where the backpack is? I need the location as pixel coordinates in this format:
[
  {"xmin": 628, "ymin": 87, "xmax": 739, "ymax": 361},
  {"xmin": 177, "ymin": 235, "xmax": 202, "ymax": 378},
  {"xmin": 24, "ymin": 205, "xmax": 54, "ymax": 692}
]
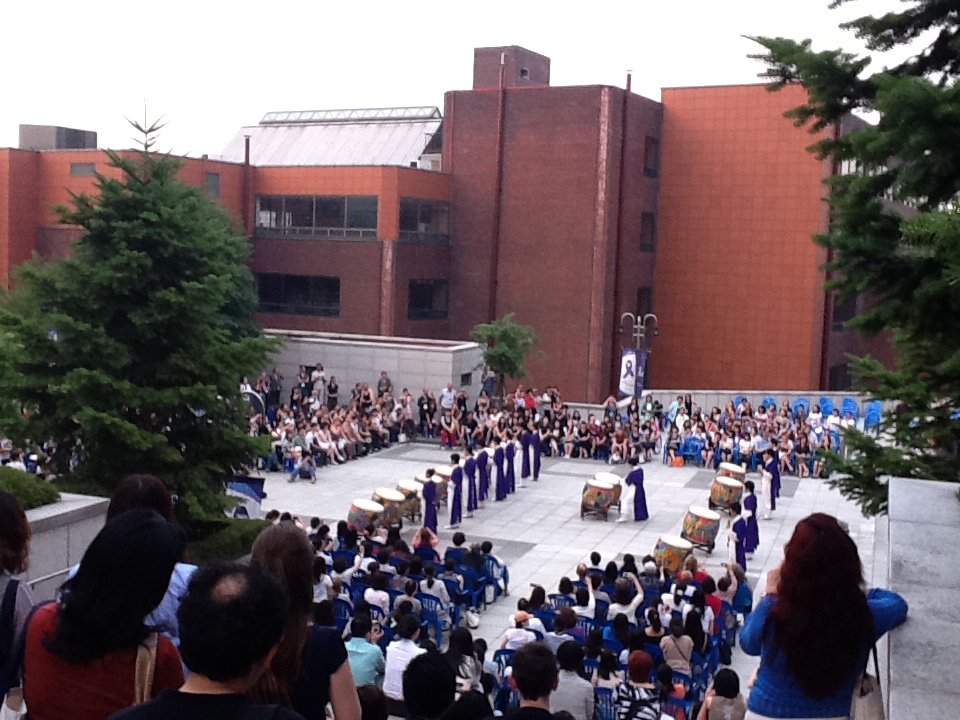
[{"xmin": 0, "ymin": 580, "xmax": 19, "ymax": 695}]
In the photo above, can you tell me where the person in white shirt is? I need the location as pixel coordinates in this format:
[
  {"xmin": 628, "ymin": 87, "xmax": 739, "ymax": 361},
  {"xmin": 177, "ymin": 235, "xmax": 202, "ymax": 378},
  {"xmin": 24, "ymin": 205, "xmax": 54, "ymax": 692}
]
[
  {"xmin": 825, "ymin": 408, "xmax": 842, "ymax": 430},
  {"xmin": 5, "ymin": 450, "xmax": 27, "ymax": 472},
  {"xmin": 807, "ymin": 405, "xmax": 824, "ymax": 430},
  {"xmin": 439, "ymin": 383, "xmax": 457, "ymax": 411},
  {"xmin": 382, "ymin": 614, "xmax": 427, "ymax": 716},
  {"xmin": 501, "ymin": 612, "xmax": 537, "ymax": 650},
  {"xmin": 363, "ymin": 572, "xmax": 391, "ymax": 615},
  {"xmin": 572, "ymin": 582, "xmax": 596, "ymax": 619},
  {"xmin": 239, "ymin": 377, "xmax": 253, "ymax": 393}
]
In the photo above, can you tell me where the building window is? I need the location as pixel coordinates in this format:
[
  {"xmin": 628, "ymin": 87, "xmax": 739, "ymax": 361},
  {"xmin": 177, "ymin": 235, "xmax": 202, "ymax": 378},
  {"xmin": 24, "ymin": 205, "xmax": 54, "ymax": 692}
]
[
  {"xmin": 408, "ymin": 279, "xmax": 449, "ymax": 320},
  {"xmin": 636, "ymin": 287, "xmax": 653, "ymax": 317},
  {"xmin": 70, "ymin": 162, "xmax": 95, "ymax": 177},
  {"xmin": 205, "ymin": 172, "xmax": 221, "ymax": 198},
  {"xmin": 639, "ymin": 212, "xmax": 657, "ymax": 253},
  {"xmin": 255, "ymin": 273, "xmax": 340, "ymax": 317},
  {"xmin": 832, "ymin": 294, "xmax": 857, "ymax": 331},
  {"xmin": 460, "ymin": 372, "xmax": 473, "ymax": 386},
  {"xmin": 520, "ymin": 67, "xmax": 530, "ymax": 79},
  {"xmin": 254, "ymin": 195, "xmax": 377, "ymax": 238},
  {"xmin": 643, "ymin": 137, "xmax": 659, "ymax": 178},
  {"xmin": 829, "ymin": 363, "xmax": 853, "ymax": 392},
  {"xmin": 399, "ymin": 198, "xmax": 450, "ymax": 243}
]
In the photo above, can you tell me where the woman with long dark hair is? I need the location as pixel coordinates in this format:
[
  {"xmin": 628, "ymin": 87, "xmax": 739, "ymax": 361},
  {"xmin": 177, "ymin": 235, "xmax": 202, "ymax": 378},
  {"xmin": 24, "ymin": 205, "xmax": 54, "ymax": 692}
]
[
  {"xmin": 23, "ymin": 510, "xmax": 186, "ymax": 720},
  {"xmin": 443, "ymin": 627, "xmax": 482, "ymax": 693},
  {"xmin": 250, "ymin": 523, "xmax": 360, "ymax": 720},
  {"xmin": 740, "ymin": 513, "xmax": 907, "ymax": 718},
  {"xmin": 0, "ymin": 491, "xmax": 34, "ymax": 640}
]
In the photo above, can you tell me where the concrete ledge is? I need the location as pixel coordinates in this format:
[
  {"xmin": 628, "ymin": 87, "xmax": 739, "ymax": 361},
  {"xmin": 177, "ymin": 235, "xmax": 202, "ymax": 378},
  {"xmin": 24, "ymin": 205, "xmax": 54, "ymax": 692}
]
[{"xmin": 886, "ymin": 477, "xmax": 960, "ymax": 719}]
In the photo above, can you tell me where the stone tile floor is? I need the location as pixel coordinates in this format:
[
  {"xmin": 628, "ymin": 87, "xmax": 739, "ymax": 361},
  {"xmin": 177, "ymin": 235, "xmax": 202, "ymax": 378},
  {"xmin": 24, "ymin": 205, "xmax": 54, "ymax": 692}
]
[{"xmin": 254, "ymin": 442, "xmax": 876, "ymax": 695}]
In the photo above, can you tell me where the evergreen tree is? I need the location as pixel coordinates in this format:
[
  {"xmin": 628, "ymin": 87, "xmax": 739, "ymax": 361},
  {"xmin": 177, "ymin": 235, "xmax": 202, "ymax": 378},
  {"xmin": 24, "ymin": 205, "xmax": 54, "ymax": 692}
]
[
  {"xmin": 0, "ymin": 120, "xmax": 278, "ymax": 522},
  {"xmin": 750, "ymin": 1, "xmax": 960, "ymax": 514},
  {"xmin": 471, "ymin": 314, "xmax": 539, "ymax": 402}
]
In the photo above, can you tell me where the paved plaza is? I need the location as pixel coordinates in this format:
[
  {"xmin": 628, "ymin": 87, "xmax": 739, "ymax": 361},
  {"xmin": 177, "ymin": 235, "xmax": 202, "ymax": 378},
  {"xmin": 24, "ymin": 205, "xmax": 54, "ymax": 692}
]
[{"xmin": 255, "ymin": 442, "xmax": 876, "ymax": 685}]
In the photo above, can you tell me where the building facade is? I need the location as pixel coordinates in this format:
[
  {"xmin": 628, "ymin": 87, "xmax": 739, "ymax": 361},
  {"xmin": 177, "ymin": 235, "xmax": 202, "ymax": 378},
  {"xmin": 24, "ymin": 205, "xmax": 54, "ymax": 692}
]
[{"xmin": 0, "ymin": 47, "xmax": 885, "ymax": 401}]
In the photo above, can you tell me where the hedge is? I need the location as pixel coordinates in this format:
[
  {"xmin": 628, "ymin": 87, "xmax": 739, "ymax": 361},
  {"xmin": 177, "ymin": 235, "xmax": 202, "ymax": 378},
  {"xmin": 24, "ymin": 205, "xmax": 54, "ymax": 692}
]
[
  {"xmin": 0, "ymin": 467, "xmax": 61, "ymax": 510},
  {"xmin": 186, "ymin": 518, "xmax": 270, "ymax": 564}
]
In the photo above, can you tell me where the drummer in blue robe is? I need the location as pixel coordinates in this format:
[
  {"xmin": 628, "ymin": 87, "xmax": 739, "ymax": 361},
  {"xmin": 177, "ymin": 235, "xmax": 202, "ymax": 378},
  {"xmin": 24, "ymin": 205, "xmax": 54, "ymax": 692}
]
[
  {"xmin": 464, "ymin": 448, "xmax": 478, "ymax": 518},
  {"xmin": 505, "ymin": 432, "xmax": 517, "ymax": 493},
  {"xmin": 422, "ymin": 468, "xmax": 438, "ymax": 533},
  {"xmin": 769, "ymin": 438, "xmax": 782, "ymax": 500},
  {"xmin": 727, "ymin": 501, "xmax": 747, "ymax": 571},
  {"xmin": 447, "ymin": 453, "xmax": 464, "ymax": 529},
  {"xmin": 763, "ymin": 448, "xmax": 779, "ymax": 512},
  {"xmin": 493, "ymin": 441, "xmax": 507, "ymax": 501},
  {"xmin": 742, "ymin": 479, "xmax": 759, "ymax": 554},
  {"xmin": 520, "ymin": 426, "xmax": 532, "ymax": 480},
  {"xmin": 531, "ymin": 422, "xmax": 542, "ymax": 481},
  {"xmin": 617, "ymin": 457, "xmax": 648, "ymax": 522},
  {"xmin": 476, "ymin": 442, "xmax": 490, "ymax": 507}
]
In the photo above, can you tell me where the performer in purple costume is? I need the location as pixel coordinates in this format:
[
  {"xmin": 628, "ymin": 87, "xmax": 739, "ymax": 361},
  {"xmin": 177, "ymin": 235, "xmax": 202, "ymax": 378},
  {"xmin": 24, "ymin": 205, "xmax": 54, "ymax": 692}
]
[
  {"xmin": 464, "ymin": 448, "xmax": 478, "ymax": 516},
  {"xmin": 623, "ymin": 457, "xmax": 648, "ymax": 521},
  {"xmin": 742, "ymin": 479, "xmax": 759, "ymax": 553},
  {"xmin": 493, "ymin": 441, "xmax": 507, "ymax": 501},
  {"xmin": 505, "ymin": 434, "xmax": 516, "ymax": 494},
  {"xmin": 531, "ymin": 424, "xmax": 542, "ymax": 481},
  {"xmin": 769, "ymin": 438, "xmax": 782, "ymax": 500},
  {"xmin": 422, "ymin": 468, "xmax": 438, "ymax": 533},
  {"xmin": 448, "ymin": 453, "xmax": 463, "ymax": 528},
  {"xmin": 476, "ymin": 443, "xmax": 489, "ymax": 506},
  {"xmin": 728, "ymin": 501, "xmax": 747, "ymax": 571},
  {"xmin": 520, "ymin": 429, "xmax": 532, "ymax": 479},
  {"xmin": 763, "ymin": 449, "xmax": 779, "ymax": 512}
]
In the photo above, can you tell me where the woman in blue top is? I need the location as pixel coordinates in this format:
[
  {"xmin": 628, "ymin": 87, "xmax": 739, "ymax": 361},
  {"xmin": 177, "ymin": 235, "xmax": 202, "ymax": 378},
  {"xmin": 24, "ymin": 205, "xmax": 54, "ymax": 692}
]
[{"xmin": 740, "ymin": 513, "xmax": 907, "ymax": 719}]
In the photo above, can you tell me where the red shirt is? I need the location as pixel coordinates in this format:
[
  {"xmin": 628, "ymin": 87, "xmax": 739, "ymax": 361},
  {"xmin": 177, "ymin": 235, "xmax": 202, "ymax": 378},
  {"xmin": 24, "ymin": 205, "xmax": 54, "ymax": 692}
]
[{"xmin": 24, "ymin": 603, "xmax": 184, "ymax": 720}]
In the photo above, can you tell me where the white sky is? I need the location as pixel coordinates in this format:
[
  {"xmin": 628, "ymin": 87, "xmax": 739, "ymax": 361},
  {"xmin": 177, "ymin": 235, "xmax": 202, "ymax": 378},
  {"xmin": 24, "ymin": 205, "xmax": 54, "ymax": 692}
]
[{"xmin": 2, "ymin": 0, "xmax": 906, "ymax": 156}]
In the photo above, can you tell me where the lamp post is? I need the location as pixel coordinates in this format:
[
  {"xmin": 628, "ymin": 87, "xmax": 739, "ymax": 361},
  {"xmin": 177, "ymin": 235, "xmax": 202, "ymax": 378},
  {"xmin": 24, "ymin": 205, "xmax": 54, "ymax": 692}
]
[{"xmin": 620, "ymin": 312, "xmax": 659, "ymax": 350}]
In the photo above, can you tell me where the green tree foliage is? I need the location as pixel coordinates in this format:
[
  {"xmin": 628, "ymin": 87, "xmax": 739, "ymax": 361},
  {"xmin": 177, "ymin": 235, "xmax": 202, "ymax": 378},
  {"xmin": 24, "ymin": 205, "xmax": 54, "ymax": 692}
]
[
  {"xmin": 0, "ymin": 121, "xmax": 278, "ymax": 523},
  {"xmin": 750, "ymin": 1, "xmax": 960, "ymax": 514},
  {"xmin": 471, "ymin": 314, "xmax": 539, "ymax": 399}
]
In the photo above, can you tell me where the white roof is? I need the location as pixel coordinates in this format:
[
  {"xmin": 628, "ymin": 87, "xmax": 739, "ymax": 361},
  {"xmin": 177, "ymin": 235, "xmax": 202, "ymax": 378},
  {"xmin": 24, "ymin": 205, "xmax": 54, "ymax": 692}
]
[{"xmin": 218, "ymin": 106, "xmax": 442, "ymax": 167}]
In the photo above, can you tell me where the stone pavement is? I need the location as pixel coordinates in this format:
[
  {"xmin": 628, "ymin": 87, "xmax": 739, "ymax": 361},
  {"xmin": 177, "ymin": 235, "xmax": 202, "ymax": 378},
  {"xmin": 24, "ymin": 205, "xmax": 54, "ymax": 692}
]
[{"xmin": 254, "ymin": 442, "xmax": 876, "ymax": 691}]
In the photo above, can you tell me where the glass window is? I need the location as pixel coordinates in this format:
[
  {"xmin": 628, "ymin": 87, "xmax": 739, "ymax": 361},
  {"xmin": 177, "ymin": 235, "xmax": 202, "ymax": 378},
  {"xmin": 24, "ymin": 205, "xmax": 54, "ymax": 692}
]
[
  {"xmin": 284, "ymin": 197, "xmax": 313, "ymax": 229},
  {"xmin": 399, "ymin": 198, "xmax": 420, "ymax": 232},
  {"xmin": 640, "ymin": 213, "xmax": 657, "ymax": 253},
  {"xmin": 70, "ymin": 163, "xmax": 95, "ymax": 177},
  {"xmin": 255, "ymin": 273, "xmax": 340, "ymax": 317},
  {"xmin": 644, "ymin": 137, "xmax": 659, "ymax": 178},
  {"xmin": 256, "ymin": 197, "xmax": 283, "ymax": 228},
  {"xmin": 315, "ymin": 197, "xmax": 346, "ymax": 228},
  {"xmin": 408, "ymin": 280, "xmax": 449, "ymax": 320},
  {"xmin": 636, "ymin": 287, "xmax": 653, "ymax": 317},
  {"xmin": 346, "ymin": 196, "xmax": 378, "ymax": 229},
  {"xmin": 205, "ymin": 172, "xmax": 220, "ymax": 198}
]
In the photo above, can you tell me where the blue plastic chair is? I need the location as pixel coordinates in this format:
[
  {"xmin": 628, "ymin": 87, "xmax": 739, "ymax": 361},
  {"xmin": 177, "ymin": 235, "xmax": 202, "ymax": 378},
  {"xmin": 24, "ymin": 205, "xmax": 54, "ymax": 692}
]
[
  {"xmin": 444, "ymin": 547, "xmax": 465, "ymax": 564},
  {"xmin": 864, "ymin": 400, "xmax": 882, "ymax": 433},
  {"xmin": 415, "ymin": 546, "xmax": 440, "ymax": 564},
  {"xmin": 484, "ymin": 555, "xmax": 508, "ymax": 602},
  {"xmin": 819, "ymin": 397, "xmax": 835, "ymax": 417},
  {"xmin": 761, "ymin": 395, "xmax": 777, "ymax": 410},
  {"xmin": 332, "ymin": 550, "xmax": 357, "ymax": 568},
  {"xmin": 643, "ymin": 642, "xmax": 665, "ymax": 667},
  {"xmin": 534, "ymin": 608, "xmax": 556, "ymax": 631},
  {"xmin": 494, "ymin": 648, "xmax": 515, "ymax": 676},
  {"xmin": 333, "ymin": 598, "xmax": 353, "ymax": 633},
  {"xmin": 603, "ymin": 636, "xmax": 624, "ymax": 654},
  {"xmin": 595, "ymin": 687, "xmax": 617, "ymax": 720},
  {"xmin": 377, "ymin": 624, "xmax": 394, "ymax": 653},
  {"xmin": 416, "ymin": 593, "xmax": 445, "ymax": 645},
  {"xmin": 456, "ymin": 565, "xmax": 489, "ymax": 610},
  {"xmin": 442, "ymin": 578, "xmax": 464, "ymax": 627},
  {"xmin": 791, "ymin": 397, "xmax": 810, "ymax": 417},
  {"xmin": 576, "ymin": 616, "xmax": 598, "ymax": 636},
  {"xmin": 584, "ymin": 658, "xmax": 600, "ymax": 676},
  {"xmin": 369, "ymin": 606, "xmax": 386, "ymax": 625},
  {"xmin": 842, "ymin": 397, "xmax": 860, "ymax": 420},
  {"xmin": 681, "ymin": 437, "xmax": 705, "ymax": 466},
  {"xmin": 549, "ymin": 593, "xmax": 575, "ymax": 611},
  {"xmin": 733, "ymin": 395, "xmax": 747, "ymax": 410},
  {"xmin": 594, "ymin": 599, "xmax": 610, "ymax": 624}
]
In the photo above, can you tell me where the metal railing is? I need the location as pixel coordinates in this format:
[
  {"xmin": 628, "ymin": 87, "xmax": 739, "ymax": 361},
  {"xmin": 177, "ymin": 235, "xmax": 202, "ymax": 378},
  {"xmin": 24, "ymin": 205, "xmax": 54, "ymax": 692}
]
[{"xmin": 254, "ymin": 226, "xmax": 378, "ymax": 240}]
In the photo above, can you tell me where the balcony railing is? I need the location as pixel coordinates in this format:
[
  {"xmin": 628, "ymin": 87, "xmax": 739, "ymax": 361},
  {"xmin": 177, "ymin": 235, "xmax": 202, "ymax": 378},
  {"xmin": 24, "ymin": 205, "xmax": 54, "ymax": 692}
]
[{"xmin": 254, "ymin": 226, "xmax": 378, "ymax": 240}]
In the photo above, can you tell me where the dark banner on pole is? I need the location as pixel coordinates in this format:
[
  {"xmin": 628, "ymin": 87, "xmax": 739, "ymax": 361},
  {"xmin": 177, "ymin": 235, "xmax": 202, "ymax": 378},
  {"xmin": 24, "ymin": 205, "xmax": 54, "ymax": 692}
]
[{"xmin": 635, "ymin": 350, "xmax": 647, "ymax": 396}]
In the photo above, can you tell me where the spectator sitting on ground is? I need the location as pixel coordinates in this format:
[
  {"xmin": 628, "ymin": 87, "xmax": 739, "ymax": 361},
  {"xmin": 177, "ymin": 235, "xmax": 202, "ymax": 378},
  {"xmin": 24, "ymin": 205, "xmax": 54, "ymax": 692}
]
[
  {"xmin": 403, "ymin": 651, "xmax": 456, "ymax": 720},
  {"xmin": 108, "ymin": 562, "xmax": 302, "ymax": 720},
  {"xmin": 510, "ymin": 642, "xmax": 561, "ymax": 720},
  {"xmin": 345, "ymin": 614, "xmax": 385, "ymax": 688},
  {"xmin": 551, "ymin": 641, "xmax": 594, "ymax": 720}
]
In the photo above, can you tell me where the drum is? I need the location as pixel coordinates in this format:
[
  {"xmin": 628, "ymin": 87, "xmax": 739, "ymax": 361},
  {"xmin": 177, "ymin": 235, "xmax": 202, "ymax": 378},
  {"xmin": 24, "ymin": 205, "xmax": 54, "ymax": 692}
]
[
  {"xmin": 580, "ymin": 479, "xmax": 615, "ymax": 520},
  {"xmin": 372, "ymin": 488, "xmax": 405, "ymax": 525},
  {"xmin": 654, "ymin": 534, "xmax": 693, "ymax": 576},
  {"xmin": 593, "ymin": 472, "xmax": 623, "ymax": 511},
  {"xmin": 347, "ymin": 499, "xmax": 383, "ymax": 530},
  {"xmin": 432, "ymin": 467, "xmax": 451, "ymax": 505},
  {"xmin": 681, "ymin": 506, "xmax": 722, "ymax": 550},
  {"xmin": 710, "ymin": 476, "xmax": 744, "ymax": 511},
  {"xmin": 397, "ymin": 479, "xmax": 423, "ymax": 521},
  {"xmin": 717, "ymin": 462, "xmax": 746, "ymax": 482}
]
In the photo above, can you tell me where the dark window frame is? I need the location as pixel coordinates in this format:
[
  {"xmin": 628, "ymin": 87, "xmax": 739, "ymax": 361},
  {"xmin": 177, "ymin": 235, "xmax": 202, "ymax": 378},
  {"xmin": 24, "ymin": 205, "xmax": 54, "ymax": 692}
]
[
  {"xmin": 643, "ymin": 137, "xmax": 659, "ymax": 178},
  {"xmin": 639, "ymin": 212, "xmax": 657, "ymax": 253},
  {"xmin": 70, "ymin": 162, "xmax": 96, "ymax": 177},
  {"xmin": 408, "ymin": 279, "xmax": 449, "ymax": 321},
  {"xmin": 255, "ymin": 273, "xmax": 340, "ymax": 317},
  {"xmin": 253, "ymin": 195, "xmax": 378, "ymax": 238},
  {"xmin": 398, "ymin": 197, "xmax": 451, "ymax": 244},
  {"xmin": 204, "ymin": 172, "xmax": 221, "ymax": 198},
  {"xmin": 636, "ymin": 286, "xmax": 653, "ymax": 318}
]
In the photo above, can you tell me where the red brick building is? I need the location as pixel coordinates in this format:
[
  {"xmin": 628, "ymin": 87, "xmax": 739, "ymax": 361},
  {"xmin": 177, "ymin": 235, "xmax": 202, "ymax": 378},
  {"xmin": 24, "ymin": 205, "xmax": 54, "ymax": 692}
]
[{"xmin": 0, "ymin": 47, "xmax": 885, "ymax": 401}]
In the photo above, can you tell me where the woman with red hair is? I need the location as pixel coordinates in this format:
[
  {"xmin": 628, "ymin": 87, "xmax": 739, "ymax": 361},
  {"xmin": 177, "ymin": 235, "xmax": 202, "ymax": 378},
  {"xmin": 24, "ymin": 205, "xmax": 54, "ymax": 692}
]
[{"xmin": 740, "ymin": 513, "xmax": 907, "ymax": 718}]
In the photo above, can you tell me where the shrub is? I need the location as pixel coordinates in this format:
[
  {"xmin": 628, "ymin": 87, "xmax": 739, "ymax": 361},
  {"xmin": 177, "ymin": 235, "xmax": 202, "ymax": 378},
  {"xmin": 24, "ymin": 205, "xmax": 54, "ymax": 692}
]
[
  {"xmin": 186, "ymin": 518, "xmax": 270, "ymax": 564},
  {"xmin": 0, "ymin": 467, "xmax": 61, "ymax": 510}
]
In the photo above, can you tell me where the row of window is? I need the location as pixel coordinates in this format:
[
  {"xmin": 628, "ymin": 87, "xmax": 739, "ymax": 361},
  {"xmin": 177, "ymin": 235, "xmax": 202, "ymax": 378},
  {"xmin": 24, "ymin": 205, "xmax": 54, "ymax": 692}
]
[{"xmin": 254, "ymin": 273, "xmax": 449, "ymax": 320}]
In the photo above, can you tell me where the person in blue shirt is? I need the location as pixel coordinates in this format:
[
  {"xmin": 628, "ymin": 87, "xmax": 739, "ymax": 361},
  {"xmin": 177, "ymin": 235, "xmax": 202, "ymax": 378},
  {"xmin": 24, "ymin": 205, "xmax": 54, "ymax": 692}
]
[
  {"xmin": 740, "ymin": 513, "xmax": 907, "ymax": 719},
  {"xmin": 345, "ymin": 614, "xmax": 386, "ymax": 687}
]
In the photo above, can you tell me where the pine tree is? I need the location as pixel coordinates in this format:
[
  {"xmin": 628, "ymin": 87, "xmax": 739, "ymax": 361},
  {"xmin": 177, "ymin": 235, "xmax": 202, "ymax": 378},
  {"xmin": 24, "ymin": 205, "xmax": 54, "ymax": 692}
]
[
  {"xmin": 0, "ymin": 120, "xmax": 279, "ymax": 522},
  {"xmin": 471, "ymin": 314, "xmax": 539, "ymax": 402},
  {"xmin": 750, "ymin": 1, "xmax": 960, "ymax": 514}
]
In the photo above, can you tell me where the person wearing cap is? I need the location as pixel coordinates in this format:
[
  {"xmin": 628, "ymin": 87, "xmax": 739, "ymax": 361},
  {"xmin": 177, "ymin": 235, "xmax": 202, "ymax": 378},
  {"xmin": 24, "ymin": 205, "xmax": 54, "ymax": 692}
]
[{"xmin": 501, "ymin": 612, "xmax": 537, "ymax": 650}]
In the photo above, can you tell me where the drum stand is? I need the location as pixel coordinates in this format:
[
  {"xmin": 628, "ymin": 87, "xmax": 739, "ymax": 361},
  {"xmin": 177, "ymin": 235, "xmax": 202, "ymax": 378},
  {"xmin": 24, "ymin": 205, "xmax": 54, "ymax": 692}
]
[{"xmin": 680, "ymin": 529, "xmax": 715, "ymax": 555}]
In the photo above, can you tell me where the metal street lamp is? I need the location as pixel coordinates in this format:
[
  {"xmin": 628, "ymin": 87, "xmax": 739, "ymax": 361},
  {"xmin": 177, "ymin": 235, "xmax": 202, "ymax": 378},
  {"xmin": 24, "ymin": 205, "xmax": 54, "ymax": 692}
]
[{"xmin": 620, "ymin": 312, "xmax": 659, "ymax": 350}]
